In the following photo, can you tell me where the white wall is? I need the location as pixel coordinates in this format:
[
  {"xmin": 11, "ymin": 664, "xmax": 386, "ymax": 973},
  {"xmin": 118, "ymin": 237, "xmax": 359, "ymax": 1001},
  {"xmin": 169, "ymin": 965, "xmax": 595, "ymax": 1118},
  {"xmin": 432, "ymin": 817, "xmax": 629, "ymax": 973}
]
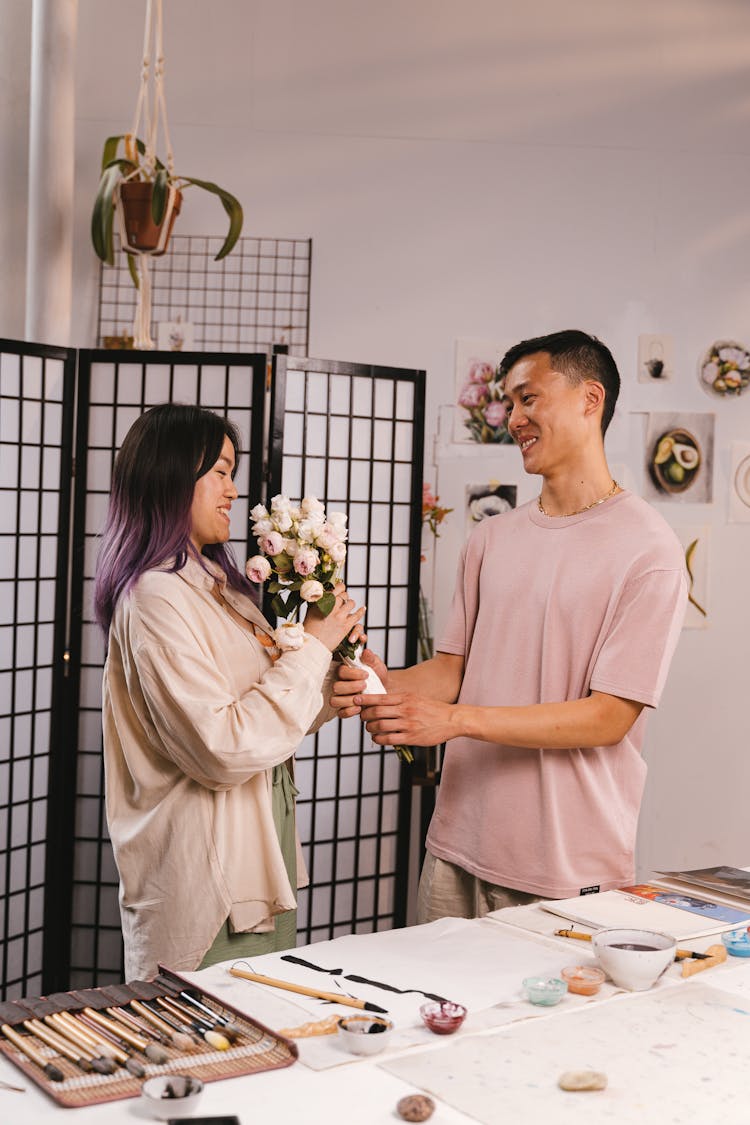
[{"xmin": 3, "ymin": 0, "xmax": 750, "ymax": 876}]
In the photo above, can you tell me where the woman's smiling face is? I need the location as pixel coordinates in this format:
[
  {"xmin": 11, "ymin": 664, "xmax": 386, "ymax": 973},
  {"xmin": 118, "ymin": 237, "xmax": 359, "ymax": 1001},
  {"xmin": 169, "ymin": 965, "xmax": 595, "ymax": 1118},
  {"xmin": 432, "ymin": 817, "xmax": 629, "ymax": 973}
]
[{"xmin": 190, "ymin": 435, "xmax": 238, "ymax": 550}]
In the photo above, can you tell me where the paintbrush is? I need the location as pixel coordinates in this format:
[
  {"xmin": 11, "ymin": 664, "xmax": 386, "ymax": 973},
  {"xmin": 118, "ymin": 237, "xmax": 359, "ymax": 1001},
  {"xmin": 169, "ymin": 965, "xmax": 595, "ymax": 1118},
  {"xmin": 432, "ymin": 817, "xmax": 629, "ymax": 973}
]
[
  {"xmin": 228, "ymin": 966, "xmax": 389, "ymax": 1013},
  {"xmin": 138, "ymin": 1000, "xmax": 203, "ymax": 1047},
  {"xmin": 554, "ymin": 927, "xmax": 710, "ymax": 960},
  {"xmin": 155, "ymin": 996, "xmax": 231, "ymax": 1050},
  {"xmin": 1, "ymin": 1023, "xmax": 64, "ymax": 1083},
  {"xmin": 174, "ymin": 990, "xmax": 243, "ymax": 1041},
  {"xmin": 81, "ymin": 1007, "xmax": 169, "ymax": 1064},
  {"xmin": 126, "ymin": 1000, "xmax": 194, "ymax": 1050},
  {"xmin": 45, "ymin": 1013, "xmax": 120, "ymax": 1074},
  {"xmin": 66, "ymin": 1011, "xmax": 146, "ymax": 1077},
  {"xmin": 23, "ymin": 1018, "xmax": 111, "ymax": 1075}
]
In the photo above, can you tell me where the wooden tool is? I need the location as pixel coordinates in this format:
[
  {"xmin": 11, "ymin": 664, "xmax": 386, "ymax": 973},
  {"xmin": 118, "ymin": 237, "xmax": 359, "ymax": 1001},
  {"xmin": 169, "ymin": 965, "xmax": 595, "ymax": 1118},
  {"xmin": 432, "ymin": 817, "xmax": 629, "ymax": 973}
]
[
  {"xmin": 554, "ymin": 928, "xmax": 709, "ymax": 961},
  {"xmin": 228, "ymin": 966, "xmax": 388, "ymax": 1013},
  {"xmin": 1, "ymin": 1024, "xmax": 64, "ymax": 1083},
  {"xmin": 681, "ymin": 943, "xmax": 727, "ymax": 977}
]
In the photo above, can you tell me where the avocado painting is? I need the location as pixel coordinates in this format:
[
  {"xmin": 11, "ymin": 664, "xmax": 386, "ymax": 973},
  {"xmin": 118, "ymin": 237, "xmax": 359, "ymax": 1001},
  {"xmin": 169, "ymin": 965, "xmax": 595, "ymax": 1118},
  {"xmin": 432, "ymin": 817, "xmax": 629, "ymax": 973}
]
[{"xmin": 643, "ymin": 412, "xmax": 715, "ymax": 504}]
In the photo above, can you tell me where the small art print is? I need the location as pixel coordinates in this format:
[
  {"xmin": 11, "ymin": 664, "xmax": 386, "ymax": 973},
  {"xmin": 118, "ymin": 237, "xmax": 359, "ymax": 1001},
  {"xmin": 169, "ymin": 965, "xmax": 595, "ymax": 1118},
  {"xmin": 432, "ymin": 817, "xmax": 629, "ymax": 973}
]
[
  {"xmin": 465, "ymin": 482, "xmax": 517, "ymax": 535},
  {"xmin": 454, "ymin": 338, "xmax": 513, "ymax": 445}
]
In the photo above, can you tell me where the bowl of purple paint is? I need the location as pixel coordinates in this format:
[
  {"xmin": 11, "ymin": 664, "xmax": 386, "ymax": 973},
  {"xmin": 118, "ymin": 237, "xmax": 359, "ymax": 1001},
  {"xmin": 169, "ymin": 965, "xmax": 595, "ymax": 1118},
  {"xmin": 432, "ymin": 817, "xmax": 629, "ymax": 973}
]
[{"xmin": 419, "ymin": 1001, "xmax": 468, "ymax": 1035}]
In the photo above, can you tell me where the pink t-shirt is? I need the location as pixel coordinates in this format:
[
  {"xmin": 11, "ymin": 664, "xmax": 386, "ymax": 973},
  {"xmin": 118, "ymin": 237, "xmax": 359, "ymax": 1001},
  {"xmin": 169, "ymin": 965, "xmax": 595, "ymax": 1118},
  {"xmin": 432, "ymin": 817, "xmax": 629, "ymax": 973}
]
[{"xmin": 427, "ymin": 490, "xmax": 687, "ymax": 898}]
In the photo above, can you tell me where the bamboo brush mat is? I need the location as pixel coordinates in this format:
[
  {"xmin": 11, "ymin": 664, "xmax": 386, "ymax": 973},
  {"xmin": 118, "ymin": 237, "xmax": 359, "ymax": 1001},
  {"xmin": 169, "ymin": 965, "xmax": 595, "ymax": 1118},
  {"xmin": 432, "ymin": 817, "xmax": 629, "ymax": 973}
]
[{"xmin": 0, "ymin": 965, "xmax": 297, "ymax": 1108}]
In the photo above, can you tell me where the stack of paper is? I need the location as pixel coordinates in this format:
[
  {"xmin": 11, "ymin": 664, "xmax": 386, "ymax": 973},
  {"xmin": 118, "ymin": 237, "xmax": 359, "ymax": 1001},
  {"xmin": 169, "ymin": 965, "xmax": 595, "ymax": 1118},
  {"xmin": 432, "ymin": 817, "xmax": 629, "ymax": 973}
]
[{"xmin": 540, "ymin": 888, "xmax": 748, "ymax": 941}]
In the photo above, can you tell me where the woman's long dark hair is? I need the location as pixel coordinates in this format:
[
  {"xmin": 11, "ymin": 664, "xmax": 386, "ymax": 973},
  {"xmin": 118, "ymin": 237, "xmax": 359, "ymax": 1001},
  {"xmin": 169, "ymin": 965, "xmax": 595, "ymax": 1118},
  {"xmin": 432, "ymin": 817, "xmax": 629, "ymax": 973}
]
[{"xmin": 94, "ymin": 403, "xmax": 254, "ymax": 631}]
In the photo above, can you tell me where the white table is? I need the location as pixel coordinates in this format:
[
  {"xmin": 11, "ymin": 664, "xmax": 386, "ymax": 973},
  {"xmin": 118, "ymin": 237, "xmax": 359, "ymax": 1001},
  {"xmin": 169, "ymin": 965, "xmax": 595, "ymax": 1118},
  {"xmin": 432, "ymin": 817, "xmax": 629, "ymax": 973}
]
[{"xmin": 2, "ymin": 911, "xmax": 749, "ymax": 1124}]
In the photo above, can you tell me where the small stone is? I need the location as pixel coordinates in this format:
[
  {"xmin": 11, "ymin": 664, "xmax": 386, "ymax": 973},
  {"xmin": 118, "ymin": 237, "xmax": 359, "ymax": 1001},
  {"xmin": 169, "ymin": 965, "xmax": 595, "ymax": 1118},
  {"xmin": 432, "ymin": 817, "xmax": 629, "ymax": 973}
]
[
  {"xmin": 558, "ymin": 1069, "xmax": 608, "ymax": 1092},
  {"xmin": 396, "ymin": 1093, "xmax": 436, "ymax": 1121}
]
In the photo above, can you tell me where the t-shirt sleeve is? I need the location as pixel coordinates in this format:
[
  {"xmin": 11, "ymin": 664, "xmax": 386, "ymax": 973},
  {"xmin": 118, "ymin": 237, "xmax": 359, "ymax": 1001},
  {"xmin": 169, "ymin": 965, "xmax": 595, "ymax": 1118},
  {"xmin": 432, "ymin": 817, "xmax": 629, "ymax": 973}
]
[
  {"xmin": 436, "ymin": 541, "xmax": 472, "ymax": 656},
  {"xmin": 589, "ymin": 566, "xmax": 687, "ymax": 708}
]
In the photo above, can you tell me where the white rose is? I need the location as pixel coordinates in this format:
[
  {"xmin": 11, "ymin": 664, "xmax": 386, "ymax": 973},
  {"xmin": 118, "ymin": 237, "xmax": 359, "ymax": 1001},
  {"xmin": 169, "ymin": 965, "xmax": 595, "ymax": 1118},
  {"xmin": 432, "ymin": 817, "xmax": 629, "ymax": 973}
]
[
  {"xmin": 301, "ymin": 495, "xmax": 326, "ymax": 516},
  {"xmin": 250, "ymin": 503, "xmax": 269, "ymax": 521},
  {"xmin": 329, "ymin": 541, "xmax": 346, "ymax": 564},
  {"xmin": 273, "ymin": 509, "xmax": 293, "ymax": 532},
  {"xmin": 273, "ymin": 622, "xmax": 306, "ymax": 651},
  {"xmin": 328, "ymin": 511, "xmax": 348, "ymax": 538},
  {"xmin": 251, "ymin": 517, "xmax": 273, "ymax": 535},
  {"xmin": 297, "ymin": 517, "xmax": 324, "ymax": 542},
  {"xmin": 300, "ymin": 579, "xmax": 325, "ymax": 602},
  {"xmin": 270, "ymin": 494, "xmax": 293, "ymax": 512}
]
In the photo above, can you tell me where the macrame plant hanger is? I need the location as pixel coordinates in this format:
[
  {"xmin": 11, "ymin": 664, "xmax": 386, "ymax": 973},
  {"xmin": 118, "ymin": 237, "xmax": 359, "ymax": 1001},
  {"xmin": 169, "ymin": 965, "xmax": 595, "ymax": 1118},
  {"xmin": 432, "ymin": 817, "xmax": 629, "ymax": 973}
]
[{"xmin": 115, "ymin": 0, "xmax": 179, "ymax": 348}]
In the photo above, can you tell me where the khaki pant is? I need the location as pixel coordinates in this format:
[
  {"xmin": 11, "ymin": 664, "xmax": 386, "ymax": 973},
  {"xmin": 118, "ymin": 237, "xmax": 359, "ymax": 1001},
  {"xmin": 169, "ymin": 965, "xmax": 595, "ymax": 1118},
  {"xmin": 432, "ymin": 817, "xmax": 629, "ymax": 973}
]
[{"xmin": 416, "ymin": 851, "xmax": 541, "ymax": 924}]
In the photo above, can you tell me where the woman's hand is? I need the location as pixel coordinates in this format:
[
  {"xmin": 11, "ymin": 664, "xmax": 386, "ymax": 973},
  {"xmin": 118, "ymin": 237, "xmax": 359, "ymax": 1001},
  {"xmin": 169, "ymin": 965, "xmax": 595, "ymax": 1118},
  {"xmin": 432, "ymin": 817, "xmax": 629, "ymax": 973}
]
[
  {"xmin": 330, "ymin": 648, "xmax": 389, "ymax": 718},
  {"xmin": 303, "ymin": 583, "xmax": 366, "ymax": 653}
]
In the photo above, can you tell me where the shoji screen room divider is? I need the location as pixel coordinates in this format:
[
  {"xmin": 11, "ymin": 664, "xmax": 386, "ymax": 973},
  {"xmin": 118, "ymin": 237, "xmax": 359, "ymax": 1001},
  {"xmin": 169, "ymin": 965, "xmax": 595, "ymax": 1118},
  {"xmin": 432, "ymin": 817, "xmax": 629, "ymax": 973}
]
[{"xmin": 0, "ymin": 340, "xmax": 425, "ymax": 995}]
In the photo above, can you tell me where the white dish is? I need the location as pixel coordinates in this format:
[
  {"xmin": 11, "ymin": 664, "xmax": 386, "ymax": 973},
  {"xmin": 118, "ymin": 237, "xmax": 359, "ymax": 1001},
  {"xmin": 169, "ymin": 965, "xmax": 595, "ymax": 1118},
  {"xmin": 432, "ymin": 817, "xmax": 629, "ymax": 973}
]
[
  {"xmin": 141, "ymin": 1074, "xmax": 204, "ymax": 1120},
  {"xmin": 337, "ymin": 1014, "xmax": 394, "ymax": 1055}
]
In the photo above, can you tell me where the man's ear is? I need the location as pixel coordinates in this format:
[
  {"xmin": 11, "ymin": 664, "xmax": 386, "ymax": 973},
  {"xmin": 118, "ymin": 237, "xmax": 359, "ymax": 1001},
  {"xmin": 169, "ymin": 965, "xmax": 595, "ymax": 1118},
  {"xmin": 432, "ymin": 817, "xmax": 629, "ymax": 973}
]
[{"xmin": 582, "ymin": 379, "xmax": 605, "ymax": 418}]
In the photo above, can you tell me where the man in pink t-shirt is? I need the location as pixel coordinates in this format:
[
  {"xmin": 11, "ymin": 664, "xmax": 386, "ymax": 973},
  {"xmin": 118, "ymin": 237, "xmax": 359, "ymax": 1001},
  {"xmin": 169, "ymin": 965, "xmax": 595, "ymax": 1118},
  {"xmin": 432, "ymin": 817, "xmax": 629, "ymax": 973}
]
[{"xmin": 333, "ymin": 330, "xmax": 687, "ymax": 919}]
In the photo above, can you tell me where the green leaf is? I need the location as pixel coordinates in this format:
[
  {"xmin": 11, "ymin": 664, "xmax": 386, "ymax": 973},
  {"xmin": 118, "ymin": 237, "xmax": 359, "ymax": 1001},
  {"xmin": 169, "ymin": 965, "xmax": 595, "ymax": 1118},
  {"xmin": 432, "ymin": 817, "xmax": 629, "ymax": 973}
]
[
  {"xmin": 316, "ymin": 592, "xmax": 335, "ymax": 616},
  {"xmin": 91, "ymin": 161, "xmax": 133, "ymax": 264},
  {"xmin": 271, "ymin": 593, "xmax": 287, "ymax": 618},
  {"xmin": 267, "ymin": 580, "xmax": 282, "ymax": 594},
  {"xmin": 181, "ymin": 176, "xmax": 244, "ymax": 259},
  {"xmin": 126, "ymin": 253, "xmax": 140, "ymax": 288},
  {"xmin": 151, "ymin": 167, "xmax": 169, "ymax": 225},
  {"xmin": 285, "ymin": 590, "xmax": 302, "ymax": 614}
]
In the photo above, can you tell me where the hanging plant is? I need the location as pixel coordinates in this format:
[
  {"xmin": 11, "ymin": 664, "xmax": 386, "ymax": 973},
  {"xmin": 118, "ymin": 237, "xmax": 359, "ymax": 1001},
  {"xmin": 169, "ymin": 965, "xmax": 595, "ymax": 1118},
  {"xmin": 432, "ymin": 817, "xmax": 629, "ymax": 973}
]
[
  {"xmin": 91, "ymin": 134, "xmax": 243, "ymax": 267},
  {"xmin": 89, "ymin": 0, "xmax": 243, "ymax": 347}
]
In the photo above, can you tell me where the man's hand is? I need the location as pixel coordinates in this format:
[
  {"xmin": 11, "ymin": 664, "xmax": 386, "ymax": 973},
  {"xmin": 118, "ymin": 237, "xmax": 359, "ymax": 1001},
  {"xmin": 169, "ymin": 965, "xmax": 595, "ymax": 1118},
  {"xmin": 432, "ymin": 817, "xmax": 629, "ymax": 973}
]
[
  {"xmin": 358, "ymin": 692, "xmax": 458, "ymax": 747},
  {"xmin": 330, "ymin": 648, "xmax": 388, "ymax": 719}
]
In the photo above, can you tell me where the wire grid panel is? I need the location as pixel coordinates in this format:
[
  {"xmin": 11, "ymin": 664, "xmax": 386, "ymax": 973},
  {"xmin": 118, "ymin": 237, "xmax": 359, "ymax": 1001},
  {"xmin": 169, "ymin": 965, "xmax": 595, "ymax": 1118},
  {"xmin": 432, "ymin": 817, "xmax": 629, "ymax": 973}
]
[
  {"xmin": 0, "ymin": 341, "xmax": 74, "ymax": 999},
  {"xmin": 269, "ymin": 355, "xmax": 426, "ymax": 944},
  {"xmin": 69, "ymin": 351, "xmax": 266, "ymax": 987},
  {"xmin": 97, "ymin": 235, "xmax": 311, "ymax": 354}
]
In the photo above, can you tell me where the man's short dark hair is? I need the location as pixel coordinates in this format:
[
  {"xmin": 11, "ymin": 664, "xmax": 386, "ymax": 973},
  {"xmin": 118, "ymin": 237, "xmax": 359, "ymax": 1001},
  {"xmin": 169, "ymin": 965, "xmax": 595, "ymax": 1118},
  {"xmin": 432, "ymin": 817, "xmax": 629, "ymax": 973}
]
[{"xmin": 499, "ymin": 329, "xmax": 621, "ymax": 435}]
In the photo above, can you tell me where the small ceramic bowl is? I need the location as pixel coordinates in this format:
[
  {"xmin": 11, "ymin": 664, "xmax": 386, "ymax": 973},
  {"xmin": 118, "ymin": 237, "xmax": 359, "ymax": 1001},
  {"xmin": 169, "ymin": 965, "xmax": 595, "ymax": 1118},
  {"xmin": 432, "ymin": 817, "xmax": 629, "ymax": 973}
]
[
  {"xmin": 522, "ymin": 976, "xmax": 568, "ymax": 1006},
  {"xmin": 560, "ymin": 965, "xmax": 607, "ymax": 996},
  {"xmin": 337, "ymin": 1014, "xmax": 394, "ymax": 1055},
  {"xmin": 141, "ymin": 1075, "xmax": 204, "ymax": 1120},
  {"xmin": 593, "ymin": 928, "xmax": 676, "ymax": 991},
  {"xmin": 721, "ymin": 929, "xmax": 750, "ymax": 957},
  {"xmin": 419, "ymin": 1001, "xmax": 468, "ymax": 1034}
]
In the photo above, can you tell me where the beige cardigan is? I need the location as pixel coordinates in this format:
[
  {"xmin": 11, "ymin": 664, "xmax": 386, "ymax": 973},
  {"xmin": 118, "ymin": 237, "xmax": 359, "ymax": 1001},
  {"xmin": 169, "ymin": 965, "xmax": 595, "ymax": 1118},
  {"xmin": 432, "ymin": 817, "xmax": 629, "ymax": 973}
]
[{"xmin": 102, "ymin": 555, "xmax": 334, "ymax": 980}]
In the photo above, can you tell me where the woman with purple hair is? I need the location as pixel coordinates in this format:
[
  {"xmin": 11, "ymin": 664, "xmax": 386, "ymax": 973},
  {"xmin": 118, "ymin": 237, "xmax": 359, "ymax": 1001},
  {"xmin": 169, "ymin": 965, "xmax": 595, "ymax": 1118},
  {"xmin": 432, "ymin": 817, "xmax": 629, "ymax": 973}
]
[{"xmin": 94, "ymin": 403, "xmax": 364, "ymax": 980}]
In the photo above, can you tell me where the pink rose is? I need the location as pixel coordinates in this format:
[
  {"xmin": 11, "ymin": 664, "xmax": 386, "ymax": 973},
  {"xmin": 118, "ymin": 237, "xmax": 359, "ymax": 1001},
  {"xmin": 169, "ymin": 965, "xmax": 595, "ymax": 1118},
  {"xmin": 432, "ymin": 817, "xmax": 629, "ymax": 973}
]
[
  {"xmin": 468, "ymin": 361, "xmax": 495, "ymax": 384},
  {"xmin": 458, "ymin": 382, "xmax": 489, "ymax": 408},
  {"xmin": 245, "ymin": 556, "xmax": 272, "ymax": 583},
  {"xmin": 484, "ymin": 400, "xmax": 508, "ymax": 428},
  {"xmin": 293, "ymin": 547, "xmax": 320, "ymax": 575},
  {"xmin": 258, "ymin": 531, "xmax": 284, "ymax": 556}
]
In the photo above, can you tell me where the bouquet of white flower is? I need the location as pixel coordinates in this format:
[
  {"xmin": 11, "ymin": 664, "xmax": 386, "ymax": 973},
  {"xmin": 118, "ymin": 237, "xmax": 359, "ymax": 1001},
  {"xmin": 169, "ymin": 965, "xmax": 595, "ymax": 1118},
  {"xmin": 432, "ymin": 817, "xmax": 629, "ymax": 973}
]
[{"xmin": 246, "ymin": 494, "xmax": 414, "ymax": 764}]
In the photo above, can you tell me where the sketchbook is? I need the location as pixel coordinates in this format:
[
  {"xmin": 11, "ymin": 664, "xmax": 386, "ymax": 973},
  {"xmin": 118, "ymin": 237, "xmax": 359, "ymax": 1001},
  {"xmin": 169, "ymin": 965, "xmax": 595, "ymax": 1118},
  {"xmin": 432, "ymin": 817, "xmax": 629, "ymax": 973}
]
[
  {"xmin": 653, "ymin": 866, "xmax": 750, "ymax": 908},
  {"xmin": 540, "ymin": 889, "xmax": 744, "ymax": 940},
  {"xmin": 620, "ymin": 884, "xmax": 750, "ymax": 927}
]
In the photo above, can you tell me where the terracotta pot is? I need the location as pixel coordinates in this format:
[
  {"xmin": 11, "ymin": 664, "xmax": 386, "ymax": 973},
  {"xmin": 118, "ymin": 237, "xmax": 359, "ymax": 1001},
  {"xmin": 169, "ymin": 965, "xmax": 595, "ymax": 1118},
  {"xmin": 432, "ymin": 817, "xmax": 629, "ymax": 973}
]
[{"xmin": 118, "ymin": 181, "xmax": 182, "ymax": 256}]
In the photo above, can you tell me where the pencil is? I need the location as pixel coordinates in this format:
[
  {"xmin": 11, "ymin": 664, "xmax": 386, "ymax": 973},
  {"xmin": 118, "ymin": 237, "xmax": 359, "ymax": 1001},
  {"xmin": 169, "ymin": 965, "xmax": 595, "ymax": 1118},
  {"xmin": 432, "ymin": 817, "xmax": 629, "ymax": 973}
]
[
  {"xmin": 228, "ymin": 966, "xmax": 388, "ymax": 1013},
  {"xmin": 554, "ymin": 927, "xmax": 709, "ymax": 960}
]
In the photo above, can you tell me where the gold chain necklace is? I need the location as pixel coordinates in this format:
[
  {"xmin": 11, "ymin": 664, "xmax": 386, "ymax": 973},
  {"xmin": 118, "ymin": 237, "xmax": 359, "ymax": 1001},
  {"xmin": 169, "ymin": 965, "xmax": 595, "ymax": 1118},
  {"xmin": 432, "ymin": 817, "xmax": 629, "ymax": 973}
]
[{"xmin": 538, "ymin": 480, "xmax": 619, "ymax": 518}]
